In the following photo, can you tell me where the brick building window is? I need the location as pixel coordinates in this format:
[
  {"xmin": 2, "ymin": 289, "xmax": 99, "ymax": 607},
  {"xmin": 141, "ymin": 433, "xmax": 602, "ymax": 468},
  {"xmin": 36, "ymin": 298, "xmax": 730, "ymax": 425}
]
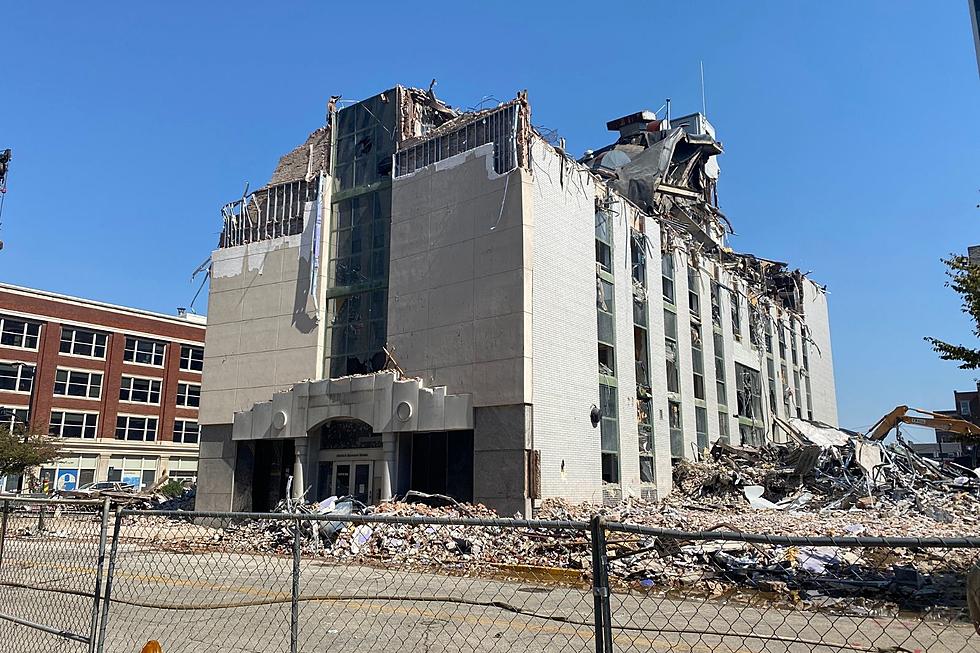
[
  {"xmin": 124, "ymin": 337, "xmax": 166, "ymax": 366},
  {"xmin": 119, "ymin": 376, "xmax": 161, "ymax": 404},
  {"xmin": 0, "ymin": 316, "xmax": 41, "ymax": 349},
  {"xmin": 179, "ymin": 345, "xmax": 204, "ymax": 372},
  {"xmin": 49, "ymin": 411, "xmax": 98, "ymax": 438},
  {"xmin": 60, "ymin": 327, "xmax": 108, "ymax": 358},
  {"xmin": 54, "ymin": 369, "xmax": 102, "ymax": 399},
  {"xmin": 115, "ymin": 415, "xmax": 157, "ymax": 441},
  {"xmin": 173, "ymin": 419, "xmax": 199, "ymax": 444},
  {"xmin": 176, "ymin": 382, "xmax": 201, "ymax": 408},
  {"xmin": 0, "ymin": 361, "xmax": 35, "ymax": 393},
  {"xmin": 0, "ymin": 406, "xmax": 29, "ymax": 433}
]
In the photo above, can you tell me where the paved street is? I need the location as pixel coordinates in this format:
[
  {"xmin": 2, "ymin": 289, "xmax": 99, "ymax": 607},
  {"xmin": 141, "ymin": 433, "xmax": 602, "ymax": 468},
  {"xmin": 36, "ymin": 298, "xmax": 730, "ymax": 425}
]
[{"xmin": 0, "ymin": 521, "xmax": 976, "ymax": 653}]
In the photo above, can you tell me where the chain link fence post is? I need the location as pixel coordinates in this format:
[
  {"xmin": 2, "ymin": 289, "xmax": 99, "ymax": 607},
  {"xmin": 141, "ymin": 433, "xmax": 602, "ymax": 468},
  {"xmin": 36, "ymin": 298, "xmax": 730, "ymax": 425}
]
[
  {"xmin": 0, "ymin": 498, "xmax": 9, "ymax": 571},
  {"xmin": 291, "ymin": 516, "xmax": 301, "ymax": 653},
  {"xmin": 590, "ymin": 515, "xmax": 614, "ymax": 653},
  {"xmin": 95, "ymin": 507, "xmax": 124, "ymax": 653},
  {"xmin": 88, "ymin": 498, "xmax": 111, "ymax": 653}
]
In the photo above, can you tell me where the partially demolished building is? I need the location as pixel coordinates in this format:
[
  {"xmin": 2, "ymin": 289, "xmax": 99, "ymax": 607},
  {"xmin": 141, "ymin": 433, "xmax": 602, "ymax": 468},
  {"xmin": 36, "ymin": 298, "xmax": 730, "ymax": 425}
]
[{"xmin": 197, "ymin": 85, "xmax": 837, "ymax": 516}]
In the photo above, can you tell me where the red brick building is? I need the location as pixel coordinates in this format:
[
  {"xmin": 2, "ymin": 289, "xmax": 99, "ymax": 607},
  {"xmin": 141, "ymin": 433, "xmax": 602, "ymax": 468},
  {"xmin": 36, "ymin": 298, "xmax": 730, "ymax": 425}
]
[{"xmin": 0, "ymin": 283, "xmax": 206, "ymax": 492}]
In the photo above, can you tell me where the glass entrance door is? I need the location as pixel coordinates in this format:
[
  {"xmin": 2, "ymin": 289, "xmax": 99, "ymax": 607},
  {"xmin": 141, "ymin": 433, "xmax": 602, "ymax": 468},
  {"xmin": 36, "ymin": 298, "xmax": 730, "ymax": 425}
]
[{"xmin": 331, "ymin": 462, "xmax": 371, "ymax": 504}]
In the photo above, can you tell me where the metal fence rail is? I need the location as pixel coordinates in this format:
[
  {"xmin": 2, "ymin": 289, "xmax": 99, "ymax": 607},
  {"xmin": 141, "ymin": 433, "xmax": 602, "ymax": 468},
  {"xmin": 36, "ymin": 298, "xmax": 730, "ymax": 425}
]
[
  {"xmin": 1, "ymin": 502, "xmax": 978, "ymax": 652},
  {"xmin": 0, "ymin": 497, "xmax": 109, "ymax": 653}
]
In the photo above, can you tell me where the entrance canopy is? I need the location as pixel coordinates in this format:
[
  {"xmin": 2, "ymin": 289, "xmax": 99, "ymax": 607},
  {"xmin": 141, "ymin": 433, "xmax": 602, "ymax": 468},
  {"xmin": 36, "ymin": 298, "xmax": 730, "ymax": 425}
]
[{"xmin": 231, "ymin": 371, "xmax": 473, "ymax": 441}]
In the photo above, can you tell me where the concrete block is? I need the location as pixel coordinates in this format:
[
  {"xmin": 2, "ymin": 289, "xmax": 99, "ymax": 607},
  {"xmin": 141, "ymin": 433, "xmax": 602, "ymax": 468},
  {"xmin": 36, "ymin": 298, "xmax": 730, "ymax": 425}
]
[
  {"xmin": 426, "ymin": 322, "xmax": 474, "ymax": 370},
  {"xmin": 471, "ymin": 357, "xmax": 525, "ymax": 406},
  {"xmin": 474, "ymin": 404, "xmax": 530, "ymax": 451},
  {"xmin": 207, "ymin": 289, "xmax": 245, "ymax": 324},
  {"xmin": 428, "ymin": 203, "xmax": 474, "ymax": 249},
  {"xmin": 427, "ymin": 280, "xmax": 474, "ymax": 328},
  {"xmin": 390, "ymin": 378, "xmax": 419, "ymax": 432},
  {"xmin": 242, "ymin": 283, "xmax": 283, "ymax": 321},
  {"xmin": 390, "ymin": 214, "xmax": 429, "ymax": 261},
  {"xmin": 474, "ymin": 269, "xmax": 525, "ymax": 320},
  {"xmin": 203, "ymin": 322, "xmax": 242, "ymax": 357},
  {"xmin": 427, "ymin": 240, "xmax": 475, "ymax": 288},
  {"xmin": 474, "ymin": 224, "xmax": 524, "ymax": 278},
  {"xmin": 239, "ymin": 316, "xmax": 279, "ymax": 353},
  {"xmin": 387, "ymin": 290, "xmax": 429, "ymax": 335},
  {"xmin": 474, "ymin": 313, "xmax": 524, "ymax": 363},
  {"xmin": 418, "ymin": 386, "xmax": 446, "ymax": 431}
]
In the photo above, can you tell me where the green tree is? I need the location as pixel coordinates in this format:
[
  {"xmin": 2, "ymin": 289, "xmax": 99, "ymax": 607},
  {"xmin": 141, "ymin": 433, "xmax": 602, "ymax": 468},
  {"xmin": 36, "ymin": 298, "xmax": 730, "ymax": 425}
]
[
  {"xmin": 0, "ymin": 422, "xmax": 65, "ymax": 480},
  {"xmin": 925, "ymin": 253, "xmax": 980, "ymax": 369}
]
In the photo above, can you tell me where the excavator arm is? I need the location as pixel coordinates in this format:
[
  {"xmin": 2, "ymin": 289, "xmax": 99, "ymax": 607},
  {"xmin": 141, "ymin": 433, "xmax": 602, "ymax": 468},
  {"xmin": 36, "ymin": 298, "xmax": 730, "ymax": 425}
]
[{"xmin": 866, "ymin": 405, "xmax": 980, "ymax": 441}]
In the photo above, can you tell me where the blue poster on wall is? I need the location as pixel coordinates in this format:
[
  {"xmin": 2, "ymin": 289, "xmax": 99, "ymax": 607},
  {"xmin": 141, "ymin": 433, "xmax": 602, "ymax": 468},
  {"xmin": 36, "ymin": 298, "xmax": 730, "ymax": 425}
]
[
  {"xmin": 56, "ymin": 469, "xmax": 79, "ymax": 491},
  {"xmin": 123, "ymin": 475, "xmax": 141, "ymax": 490}
]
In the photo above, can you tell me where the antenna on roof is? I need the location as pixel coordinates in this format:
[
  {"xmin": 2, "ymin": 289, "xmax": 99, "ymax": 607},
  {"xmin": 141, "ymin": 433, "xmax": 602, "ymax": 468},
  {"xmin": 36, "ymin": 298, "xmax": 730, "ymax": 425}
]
[{"xmin": 700, "ymin": 60, "xmax": 707, "ymax": 116}]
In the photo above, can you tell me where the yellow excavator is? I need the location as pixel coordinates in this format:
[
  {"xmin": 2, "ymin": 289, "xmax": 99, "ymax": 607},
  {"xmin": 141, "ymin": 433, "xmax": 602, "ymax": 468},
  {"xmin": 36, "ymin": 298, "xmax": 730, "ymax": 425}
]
[{"xmin": 866, "ymin": 405, "xmax": 980, "ymax": 442}]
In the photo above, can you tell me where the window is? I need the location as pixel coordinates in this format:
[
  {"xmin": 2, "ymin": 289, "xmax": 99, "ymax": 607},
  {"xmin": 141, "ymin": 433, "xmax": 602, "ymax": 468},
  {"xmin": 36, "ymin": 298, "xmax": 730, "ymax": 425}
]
[
  {"xmin": 664, "ymin": 309, "xmax": 680, "ymax": 394},
  {"xmin": 710, "ymin": 282, "xmax": 722, "ymax": 327},
  {"xmin": 0, "ymin": 361, "xmax": 35, "ymax": 393},
  {"xmin": 173, "ymin": 419, "xmax": 199, "ymax": 444},
  {"xmin": 805, "ymin": 376, "xmax": 814, "ymax": 421},
  {"xmin": 0, "ymin": 406, "xmax": 29, "ymax": 434},
  {"xmin": 60, "ymin": 327, "xmax": 108, "ymax": 358},
  {"xmin": 115, "ymin": 415, "xmax": 158, "ymax": 441},
  {"xmin": 735, "ymin": 363, "xmax": 763, "ymax": 420},
  {"xmin": 176, "ymin": 382, "xmax": 201, "ymax": 408},
  {"xmin": 691, "ymin": 324, "xmax": 705, "ymax": 400},
  {"xmin": 668, "ymin": 400, "xmax": 683, "ymax": 457},
  {"xmin": 714, "ymin": 333, "xmax": 727, "ymax": 406},
  {"xmin": 781, "ymin": 362, "xmax": 791, "ymax": 414},
  {"xmin": 0, "ymin": 316, "xmax": 41, "ymax": 349},
  {"xmin": 54, "ymin": 369, "xmax": 102, "ymax": 399},
  {"xmin": 119, "ymin": 376, "xmax": 161, "ymax": 404},
  {"xmin": 695, "ymin": 406, "xmax": 708, "ymax": 450},
  {"xmin": 180, "ymin": 345, "xmax": 204, "ymax": 372},
  {"xmin": 595, "ymin": 209, "xmax": 612, "ymax": 272},
  {"xmin": 688, "ymin": 267, "xmax": 701, "ymax": 319},
  {"xmin": 801, "ymin": 338, "xmax": 809, "ymax": 370},
  {"xmin": 599, "ymin": 383, "xmax": 619, "ymax": 484},
  {"xmin": 718, "ymin": 411, "xmax": 730, "ymax": 443},
  {"xmin": 778, "ymin": 325, "xmax": 787, "ymax": 360},
  {"xmin": 767, "ymin": 358, "xmax": 778, "ymax": 416},
  {"xmin": 49, "ymin": 411, "xmax": 98, "ymax": 438},
  {"xmin": 730, "ymin": 288, "xmax": 742, "ymax": 341},
  {"xmin": 794, "ymin": 370, "xmax": 803, "ymax": 418},
  {"xmin": 764, "ymin": 319, "xmax": 773, "ymax": 354},
  {"xmin": 124, "ymin": 337, "xmax": 166, "ymax": 366},
  {"xmin": 960, "ymin": 399, "xmax": 972, "ymax": 416},
  {"xmin": 790, "ymin": 321, "xmax": 799, "ymax": 366},
  {"xmin": 661, "ymin": 252, "xmax": 675, "ymax": 304}
]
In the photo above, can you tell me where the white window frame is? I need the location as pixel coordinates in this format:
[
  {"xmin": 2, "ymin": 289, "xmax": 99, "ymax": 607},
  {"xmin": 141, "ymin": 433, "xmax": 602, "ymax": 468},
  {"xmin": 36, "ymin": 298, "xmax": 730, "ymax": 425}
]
[
  {"xmin": 59, "ymin": 327, "xmax": 108, "ymax": 359},
  {"xmin": 115, "ymin": 414, "xmax": 158, "ymax": 442},
  {"xmin": 176, "ymin": 382, "xmax": 201, "ymax": 408},
  {"xmin": 0, "ymin": 405, "xmax": 30, "ymax": 433},
  {"xmin": 123, "ymin": 336, "xmax": 167, "ymax": 367},
  {"xmin": 179, "ymin": 345, "xmax": 204, "ymax": 372},
  {"xmin": 0, "ymin": 360, "xmax": 36, "ymax": 394},
  {"xmin": 959, "ymin": 399, "xmax": 971, "ymax": 416},
  {"xmin": 53, "ymin": 367, "xmax": 103, "ymax": 400},
  {"xmin": 0, "ymin": 316, "xmax": 42, "ymax": 351},
  {"xmin": 119, "ymin": 375, "xmax": 162, "ymax": 405},
  {"xmin": 49, "ymin": 410, "xmax": 99, "ymax": 439},
  {"xmin": 173, "ymin": 419, "xmax": 200, "ymax": 444}
]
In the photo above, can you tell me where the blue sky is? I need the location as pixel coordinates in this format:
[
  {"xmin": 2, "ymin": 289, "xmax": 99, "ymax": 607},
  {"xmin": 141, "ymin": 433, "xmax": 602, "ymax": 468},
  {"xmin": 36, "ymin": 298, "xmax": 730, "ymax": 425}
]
[{"xmin": 1, "ymin": 2, "xmax": 978, "ymax": 431}]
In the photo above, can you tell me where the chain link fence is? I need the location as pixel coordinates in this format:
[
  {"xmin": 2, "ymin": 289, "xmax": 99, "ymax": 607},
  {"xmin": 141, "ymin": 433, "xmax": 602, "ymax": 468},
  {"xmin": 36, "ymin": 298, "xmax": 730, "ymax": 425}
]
[
  {"xmin": 1, "ymin": 500, "xmax": 978, "ymax": 652},
  {"xmin": 0, "ymin": 497, "xmax": 110, "ymax": 653}
]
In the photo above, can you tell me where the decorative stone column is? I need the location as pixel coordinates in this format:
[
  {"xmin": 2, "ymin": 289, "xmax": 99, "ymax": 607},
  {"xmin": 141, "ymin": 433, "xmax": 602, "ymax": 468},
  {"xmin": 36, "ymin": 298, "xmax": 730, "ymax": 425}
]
[
  {"xmin": 379, "ymin": 432, "xmax": 396, "ymax": 500},
  {"xmin": 292, "ymin": 440, "xmax": 308, "ymax": 499}
]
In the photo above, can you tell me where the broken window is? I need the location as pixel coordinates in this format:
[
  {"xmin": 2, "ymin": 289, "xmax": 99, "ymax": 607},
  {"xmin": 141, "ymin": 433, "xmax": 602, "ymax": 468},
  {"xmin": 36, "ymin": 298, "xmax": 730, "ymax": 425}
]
[
  {"xmin": 119, "ymin": 376, "xmax": 161, "ymax": 404},
  {"xmin": 778, "ymin": 324, "xmax": 787, "ymax": 360},
  {"xmin": 668, "ymin": 400, "xmax": 683, "ymax": 458},
  {"xmin": 695, "ymin": 406, "xmax": 708, "ymax": 451},
  {"xmin": 596, "ymin": 210, "xmax": 612, "ymax": 272},
  {"xmin": 713, "ymin": 332, "xmax": 727, "ymax": 406},
  {"xmin": 633, "ymin": 327, "xmax": 648, "ymax": 386},
  {"xmin": 0, "ymin": 361, "xmax": 34, "ymax": 393},
  {"xmin": 60, "ymin": 327, "xmax": 108, "ymax": 359},
  {"xmin": 710, "ymin": 281, "xmax": 722, "ymax": 327},
  {"xmin": 664, "ymin": 309, "xmax": 680, "ymax": 394},
  {"xmin": 764, "ymin": 319, "xmax": 773, "ymax": 354},
  {"xmin": 793, "ymin": 369, "xmax": 803, "ymax": 419},
  {"xmin": 124, "ymin": 337, "xmax": 166, "ymax": 367},
  {"xmin": 598, "ymin": 343, "xmax": 616, "ymax": 377},
  {"xmin": 718, "ymin": 410, "xmax": 730, "ymax": 444},
  {"xmin": 734, "ymin": 363, "xmax": 762, "ymax": 420},
  {"xmin": 173, "ymin": 419, "xmax": 200, "ymax": 444},
  {"xmin": 780, "ymin": 362, "xmax": 791, "ymax": 414},
  {"xmin": 688, "ymin": 267, "xmax": 701, "ymax": 319},
  {"xmin": 50, "ymin": 411, "xmax": 98, "ymax": 438},
  {"xmin": 54, "ymin": 369, "xmax": 102, "ymax": 399},
  {"xmin": 691, "ymin": 323, "xmax": 705, "ymax": 400},
  {"xmin": 661, "ymin": 251, "xmax": 675, "ymax": 305},
  {"xmin": 767, "ymin": 357, "xmax": 778, "ymax": 416},
  {"xmin": 599, "ymin": 383, "xmax": 620, "ymax": 484},
  {"xmin": 630, "ymin": 230, "xmax": 646, "ymax": 284},
  {"xmin": 219, "ymin": 178, "xmax": 317, "ymax": 248},
  {"xmin": 180, "ymin": 345, "xmax": 204, "ymax": 372},
  {"xmin": 0, "ymin": 316, "xmax": 41, "ymax": 349},
  {"xmin": 801, "ymin": 338, "xmax": 809, "ymax": 370},
  {"xmin": 176, "ymin": 382, "xmax": 201, "ymax": 408},
  {"xmin": 730, "ymin": 288, "xmax": 742, "ymax": 341},
  {"xmin": 790, "ymin": 319, "xmax": 799, "ymax": 366},
  {"xmin": 805, "ymin": 376, "xmax": 814, "ymax": 421},
  {"xmin": 115, "ymin": 415, "xmax": 157, "ymax": 441}
]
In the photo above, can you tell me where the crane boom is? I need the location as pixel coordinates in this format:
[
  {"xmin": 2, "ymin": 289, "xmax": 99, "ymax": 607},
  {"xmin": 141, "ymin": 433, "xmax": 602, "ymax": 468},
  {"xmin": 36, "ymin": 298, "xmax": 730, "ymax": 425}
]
[{"xmin": 866, "ymin": 405, "xmax": 980, "ymax": 441}]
